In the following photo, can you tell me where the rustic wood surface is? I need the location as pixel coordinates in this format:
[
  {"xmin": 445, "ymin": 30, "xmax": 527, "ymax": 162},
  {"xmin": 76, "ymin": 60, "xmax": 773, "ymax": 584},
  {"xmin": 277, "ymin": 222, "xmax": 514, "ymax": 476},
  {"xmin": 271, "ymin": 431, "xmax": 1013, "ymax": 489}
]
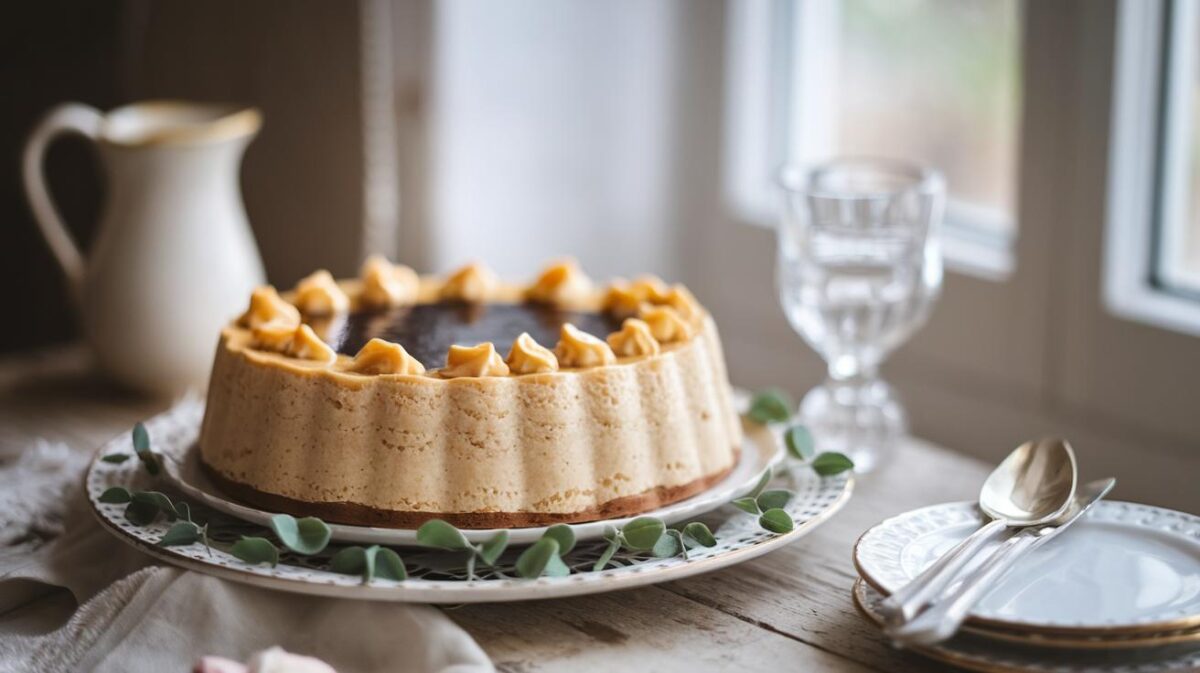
[{"xmin": 0, "ymin": 347, "xmax": 985, "ymax": 672}]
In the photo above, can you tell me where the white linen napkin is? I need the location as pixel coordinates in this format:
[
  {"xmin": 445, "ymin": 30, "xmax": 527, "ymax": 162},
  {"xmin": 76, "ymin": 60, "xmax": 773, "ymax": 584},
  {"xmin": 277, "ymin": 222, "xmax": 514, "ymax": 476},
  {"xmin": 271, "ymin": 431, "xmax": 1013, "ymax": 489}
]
[{"xmin": 0, "ymin": 442, "xmax": 494, "ymax": 673}]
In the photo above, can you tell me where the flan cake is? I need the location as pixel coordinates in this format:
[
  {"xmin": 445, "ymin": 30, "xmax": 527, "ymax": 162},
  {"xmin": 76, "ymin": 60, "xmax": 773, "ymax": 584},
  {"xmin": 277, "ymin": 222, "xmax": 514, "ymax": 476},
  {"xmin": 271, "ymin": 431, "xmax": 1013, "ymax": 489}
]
[{"xmin": 198, "ymin": 258, "xmax": 742, "ymax": 528}]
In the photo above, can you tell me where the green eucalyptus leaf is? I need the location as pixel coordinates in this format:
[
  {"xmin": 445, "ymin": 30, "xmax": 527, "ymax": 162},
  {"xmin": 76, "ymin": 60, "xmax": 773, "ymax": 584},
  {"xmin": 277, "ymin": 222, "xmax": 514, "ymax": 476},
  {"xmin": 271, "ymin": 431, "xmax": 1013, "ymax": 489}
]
[
  {"xmin": 348, "ymin": 545, "xmax": 392, "ymax": 583},
  {"xmin": 515, "ymin": 537, "xmax": 560, "ymax": 578},
  {"xmin": 361, "ymin": 546, "xmax": 379, "ymax": 582},
  {"xmin": 674, "ymin": 530, "xmax": 690, "ymax": 560},
  {"xmin": 158, "ymin": 521, "xmax": 201, "ymax": 547},
  {"xmin": 755, "ymin": 489, "xmax": 792, "ymax": 511},
  {"xmin": 542, "ymin": 524, "xmax": 576, "ymax": 556},
  {"xmin": 373, "ymin": 547, "xmax": 407, "ymax": 581},
  {"xmin": 543, "ymin": 553, "xmax": 571, "ymax": 578},
  {"xmin": 593, "ymin": 537, "xmax": 621, "ymax": 572},
  {"xmin": 784, "ymin": 425, "xmax": 815, "ymax": 460},
  {"xmin": 132, "ymin": 491, "xmax": 179, "ymax": 520},
  {"xmin": 132, "ymin": 422, "xmax": 150, "ymax": 452},
  {"xmin": 683, "ymin": 522, "xmax": 717, "ymax": 547},
  {"xmin": 101, "ymin": 453, "xmax": 132, "ymax": 464},
  {"xmin": 747, "ymin": 389, "xmax": 793, "ymax": 424},
  {"xmin": 137, "ymin": 451, "xmax": 163, "ymax": 477},
  {"xmin": 99, "ymin": 486, "xmax": 132, "ymax": 504},
  {"xmin": 416, "ymin": 519, "xmax": 470, "ymax": 550},
  {"xmin": 131, "ymin": 423, "xmax": 162, "ymax": 477},
  {"xmin": 748, "ymin": 468, "xmax": 772, "ymax": 498},
  {"xmin": 124, "ymin": 500, "xmax": 160, "ymax": 526},
  {"xmin": 811, "ymin": 452, "xmax": 855, "ymax": 476},
  {"xmin": 731, "ymin": 497, "xmax": 761, "ymax": 515},
  {"xmin": 330, "ymin": 546, "xmax": 367, "ymax": 576},
  {"xmin": 231, "ymin": 536, "xmax": 279, "ymax": 566},
  {"xmin": 478, "ymin": 530, "xmax": 509, "ymax": 566},
  {"xmin": 621, "ymin": 517, "xmax": 666, "ymax": 551},
  {"xmin": 651, "ymin": 529, "xmax": 683, "ymax": 557},
  {"xmin": 759, "ymin": 508, "xmax": 794, "ymax": 534},
  {"xmin": 123, "ymin": 490, "xmax": 178, "ymax": 525},
  {"xmin": 270, "ymin": 514, "xmax": 332, "ymax": 555}
]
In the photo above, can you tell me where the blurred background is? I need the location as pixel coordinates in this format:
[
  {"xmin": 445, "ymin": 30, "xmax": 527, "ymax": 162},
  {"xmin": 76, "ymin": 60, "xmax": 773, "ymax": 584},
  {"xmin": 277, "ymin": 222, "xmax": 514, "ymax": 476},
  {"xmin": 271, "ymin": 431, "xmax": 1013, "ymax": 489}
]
[{"xmin": 3, "ymin": 0, "xmax": 1198, "ymax": 509}]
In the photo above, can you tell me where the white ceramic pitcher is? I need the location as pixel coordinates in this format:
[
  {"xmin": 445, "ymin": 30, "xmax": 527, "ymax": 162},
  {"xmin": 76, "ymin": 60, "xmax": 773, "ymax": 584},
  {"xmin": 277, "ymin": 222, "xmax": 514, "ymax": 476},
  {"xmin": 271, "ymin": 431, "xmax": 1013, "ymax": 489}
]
[{"xmin": 22, "ymin": 101, "xmax": 266, "ymax": 396}]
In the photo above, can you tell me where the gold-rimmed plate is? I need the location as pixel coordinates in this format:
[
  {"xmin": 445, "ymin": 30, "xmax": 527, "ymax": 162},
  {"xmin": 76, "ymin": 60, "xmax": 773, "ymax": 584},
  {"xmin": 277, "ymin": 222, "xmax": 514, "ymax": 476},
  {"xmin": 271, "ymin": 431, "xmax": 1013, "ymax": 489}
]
[
  {"xmin": 959, "ymin": 617, "xmax": 1200, "ymax": 650},
  {"xmin": 854, "ymin": 501, "xmax": 1200, "ymax": 638},
  {"xmin": 852, "ymin": 580, "xmax": 1200, "ymax": 672}
]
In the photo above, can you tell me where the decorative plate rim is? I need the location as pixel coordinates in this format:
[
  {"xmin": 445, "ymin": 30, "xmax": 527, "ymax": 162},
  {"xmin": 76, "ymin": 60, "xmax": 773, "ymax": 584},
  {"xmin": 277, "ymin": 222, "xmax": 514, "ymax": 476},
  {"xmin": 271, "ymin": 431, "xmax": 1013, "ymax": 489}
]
[
  {"xmin": 853, "ymin": 501, "xmax": 1200, "ymax": 636},
  {"xmin": 851, "ymin": 580, "xmax": 1200, "ymax": 673}
]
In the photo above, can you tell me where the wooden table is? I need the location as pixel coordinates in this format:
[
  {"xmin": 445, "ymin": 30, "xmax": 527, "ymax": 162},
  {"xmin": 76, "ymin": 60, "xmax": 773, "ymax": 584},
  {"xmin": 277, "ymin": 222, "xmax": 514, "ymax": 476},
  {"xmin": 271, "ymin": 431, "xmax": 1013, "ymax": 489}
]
[{"xmin": 0, "ymin": 348, "xmax": 986, "ymax": 672}]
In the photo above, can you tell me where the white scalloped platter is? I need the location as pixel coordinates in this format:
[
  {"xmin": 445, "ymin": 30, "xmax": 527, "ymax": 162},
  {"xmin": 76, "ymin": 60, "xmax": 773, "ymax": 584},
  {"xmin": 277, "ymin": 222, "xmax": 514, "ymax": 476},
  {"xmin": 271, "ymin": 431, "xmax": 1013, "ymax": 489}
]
[
  {"xmin": 855, "ymin": 501, "xmax": 1200, "ymax": 636},
  {"xmin": 86, "ymin": 398, "xmax": 852, "ymax": 603}
]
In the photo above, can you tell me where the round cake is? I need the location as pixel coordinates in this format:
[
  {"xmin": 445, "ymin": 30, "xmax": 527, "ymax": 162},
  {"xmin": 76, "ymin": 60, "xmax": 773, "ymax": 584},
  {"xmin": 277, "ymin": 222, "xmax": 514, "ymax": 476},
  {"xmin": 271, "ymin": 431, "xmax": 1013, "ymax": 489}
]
[{"xmin": 198, "ymin": 258, "xmax": 743, "ymax": 528}]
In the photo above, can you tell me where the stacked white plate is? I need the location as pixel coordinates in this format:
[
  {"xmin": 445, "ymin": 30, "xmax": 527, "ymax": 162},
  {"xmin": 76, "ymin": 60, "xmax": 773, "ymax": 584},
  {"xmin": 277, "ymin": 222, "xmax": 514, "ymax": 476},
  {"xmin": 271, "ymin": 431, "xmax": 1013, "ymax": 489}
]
[{"xmin": 852, "ymin": 501, "xmax": 1200, "ymax": 672}]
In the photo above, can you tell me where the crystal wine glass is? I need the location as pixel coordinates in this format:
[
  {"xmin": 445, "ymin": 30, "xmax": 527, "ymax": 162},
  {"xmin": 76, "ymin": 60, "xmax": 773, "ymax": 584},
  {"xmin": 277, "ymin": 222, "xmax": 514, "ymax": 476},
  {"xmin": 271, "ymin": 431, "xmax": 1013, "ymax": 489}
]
[{"xmin": 777, "ymin": 158, "xmax": 945, "ymax": 472}]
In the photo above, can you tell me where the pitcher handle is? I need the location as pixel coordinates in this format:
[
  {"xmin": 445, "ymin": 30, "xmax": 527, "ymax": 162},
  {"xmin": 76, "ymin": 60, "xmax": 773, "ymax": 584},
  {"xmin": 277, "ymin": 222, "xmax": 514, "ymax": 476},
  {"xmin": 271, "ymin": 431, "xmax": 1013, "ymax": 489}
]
[{"xmin": 21, "ymin": 103, "xmax": 104, "ymax": 304}]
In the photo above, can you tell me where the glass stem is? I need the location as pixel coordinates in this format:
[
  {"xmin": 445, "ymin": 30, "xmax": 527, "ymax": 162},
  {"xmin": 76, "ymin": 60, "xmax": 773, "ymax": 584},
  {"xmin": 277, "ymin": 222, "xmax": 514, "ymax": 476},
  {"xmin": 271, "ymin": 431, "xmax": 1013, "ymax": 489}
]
[{"xmin": 827, "ymin": 355, "xmax": 877, "ymax": 387}]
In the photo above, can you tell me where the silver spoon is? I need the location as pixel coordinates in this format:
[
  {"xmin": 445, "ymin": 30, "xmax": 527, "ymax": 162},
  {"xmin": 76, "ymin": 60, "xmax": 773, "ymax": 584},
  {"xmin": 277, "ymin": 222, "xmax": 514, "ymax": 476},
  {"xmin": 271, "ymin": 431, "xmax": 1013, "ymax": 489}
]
[{"xmin": 879, "ymin": 437, "xmax": 1078, "ymax": 625}]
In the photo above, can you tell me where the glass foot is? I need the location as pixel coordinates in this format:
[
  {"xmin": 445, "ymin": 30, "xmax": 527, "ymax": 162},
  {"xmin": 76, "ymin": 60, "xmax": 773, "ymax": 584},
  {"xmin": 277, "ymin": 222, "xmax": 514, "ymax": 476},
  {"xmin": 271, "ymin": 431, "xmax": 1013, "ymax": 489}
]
[{"xmin": 798, "ymin": 378, "xmax": 907, "ymax": 474}]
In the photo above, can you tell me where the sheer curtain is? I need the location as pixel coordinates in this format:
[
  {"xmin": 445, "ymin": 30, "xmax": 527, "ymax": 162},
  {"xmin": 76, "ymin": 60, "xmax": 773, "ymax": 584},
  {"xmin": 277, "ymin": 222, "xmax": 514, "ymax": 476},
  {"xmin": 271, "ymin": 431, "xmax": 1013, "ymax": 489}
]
[{"xmin": 422, "ymin": 0, "xmax": 684, "ymax": 282}]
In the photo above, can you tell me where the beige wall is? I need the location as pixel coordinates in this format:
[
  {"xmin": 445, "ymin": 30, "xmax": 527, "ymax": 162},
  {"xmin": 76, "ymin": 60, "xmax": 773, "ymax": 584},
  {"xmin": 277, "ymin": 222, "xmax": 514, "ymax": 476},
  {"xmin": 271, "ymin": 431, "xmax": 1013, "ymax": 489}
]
[{"xmin": 121, "ymin": 0, "xmax": 369, "ymax": 286}]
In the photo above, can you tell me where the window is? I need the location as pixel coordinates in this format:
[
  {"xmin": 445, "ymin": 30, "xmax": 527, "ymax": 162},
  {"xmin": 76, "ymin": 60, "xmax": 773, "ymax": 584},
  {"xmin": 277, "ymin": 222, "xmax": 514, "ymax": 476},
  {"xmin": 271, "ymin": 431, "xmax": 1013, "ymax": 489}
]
[
  {"xmin": 725, "ymin": 0, "xmax": 1022, "ymax": 279},
  {"xmin": 1106, "ymin": 0, "xmax": 1200, "ymax": 336},
  {"xmin": 1154, "ymin": 0, "xmax": 1200, "ymax": 295}
]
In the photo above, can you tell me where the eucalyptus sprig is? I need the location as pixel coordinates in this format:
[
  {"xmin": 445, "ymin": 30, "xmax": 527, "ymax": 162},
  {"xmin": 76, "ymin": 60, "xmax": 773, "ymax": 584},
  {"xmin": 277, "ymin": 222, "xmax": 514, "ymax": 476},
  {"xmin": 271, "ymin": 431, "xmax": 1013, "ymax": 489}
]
[
  {"xmin": 747, "ymin": 389, "xmax": 793, "ymax": 424},
  {"xmin": 591, "ymin": 516, "xmax": 716, "ymax": 570},
  {"xmin": 269, "ymin": 514, "xmax": 332, "ymax": 555},
  {"xmin": 515, "ymin": 524, "xmax": 575, "ymax": 578},
  {"xmin": 124, "ymin": 490, "xmax": 181, "ymax": 526},
  {"xmin": 735, "ymin": 389, "xmax": 856, "ymax": 534},
  {"xmin": 131, "ymin": 422, "xmax": 164, "ymax": 476},
  {"xmin": 784, "ymin": 424, "xmax": 854, "ymax": 476},
  {"xmin": 159, "ymin": 520, "xmax": 205, "ymax": 547},
  {"xmin": 331, "ymin": 545, "xmax": 406, "ymax": 583},
  {"xmin": 748, "ymin": 389, "xmax": 855, "ymax": 478},
  {"xmin": 231, "ymin": 536, "xmax": 279, "ymax": 566},
  {"xmin": 593, "ymin": 516, "xmax": 662, "ymax": 570},
  {"xmin": 731, "ymin": 467, "xmax": 795, "ymax": 534},
  {"xmin": 99, "ymin": 486, "xmax": 210, "ymax": 550},
  {"xmin": 416, "ymin": 519, "xmax": 511, "ymax": 580}
]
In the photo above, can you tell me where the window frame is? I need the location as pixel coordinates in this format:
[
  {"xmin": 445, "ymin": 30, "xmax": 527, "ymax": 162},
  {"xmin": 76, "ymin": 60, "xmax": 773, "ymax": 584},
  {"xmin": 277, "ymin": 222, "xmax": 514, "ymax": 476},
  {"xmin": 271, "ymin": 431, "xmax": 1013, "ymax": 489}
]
[
  {"xmin": 723, "ymin": 0, "xmax": 1019, "ymax": 281},
  {"xmin": 1105, "ymin": 0, "xmax": 1200, "ymax": 337}
]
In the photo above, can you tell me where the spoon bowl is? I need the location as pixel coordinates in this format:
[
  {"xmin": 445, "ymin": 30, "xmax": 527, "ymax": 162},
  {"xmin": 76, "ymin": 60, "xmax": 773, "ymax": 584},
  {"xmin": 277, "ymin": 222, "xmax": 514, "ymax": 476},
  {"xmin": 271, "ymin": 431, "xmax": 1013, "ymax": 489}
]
[{"xmin": 980, "ymin": 437, "xmax": 1077, "ymax": 526}]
